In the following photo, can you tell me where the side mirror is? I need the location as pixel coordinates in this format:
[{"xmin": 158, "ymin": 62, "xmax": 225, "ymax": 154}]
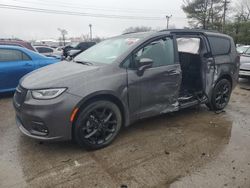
[{"xmin": 137, "ymin": 58, "xmax": 153, "ymax": 76}]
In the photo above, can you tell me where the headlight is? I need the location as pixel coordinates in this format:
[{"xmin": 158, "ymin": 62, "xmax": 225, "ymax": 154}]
[{"xmin": 31, "ymin": 88, "xmax": 67, "ymax": 100}]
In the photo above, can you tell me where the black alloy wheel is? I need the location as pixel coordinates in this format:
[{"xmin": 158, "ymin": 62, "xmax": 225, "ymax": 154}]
[
  {"xmin": 208, "ymin": 79, "xmax": 232, "ymax": 111},
  {"xmin": 74, "ymin": 100, "xmax": 122, "ymax": 150}
]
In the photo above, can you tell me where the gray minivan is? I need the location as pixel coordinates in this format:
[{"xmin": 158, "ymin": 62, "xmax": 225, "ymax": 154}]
[{"xmin": 13, "ymin": 30, "xmax": 240, "ymax": 149}]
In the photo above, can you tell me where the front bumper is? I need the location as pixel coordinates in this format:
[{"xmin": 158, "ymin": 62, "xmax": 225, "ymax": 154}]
[
  {"xmin": 239, "ymin": 69, "xmax": 250, "ymax": 77},
  {"xmin": 13, "ymin": 88, "xmax": 82, "ymax": 141},
  {"xmin": 239, "ymin": 62, "xmax": 250, "ymax": 77},
  {"xmin": 16, "ymin": 117, "xmax": 63, "ymax": 140}
]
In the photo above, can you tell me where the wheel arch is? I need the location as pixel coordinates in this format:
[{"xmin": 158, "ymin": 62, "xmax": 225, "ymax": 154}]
[
  {"xmin": 216, "ymin": 74, "xmax": 233, "ymax": 87},
  {"xmin": 71, "ymin": 91, "xmax": 129, "ymax": 139},
  {"xmin": 207, "ymin": 73, "xmax": 233, "ymax": 109}
]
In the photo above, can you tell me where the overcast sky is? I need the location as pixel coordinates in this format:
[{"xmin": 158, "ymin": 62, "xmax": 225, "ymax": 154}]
[
  {"xmin": 0, "ymin": 0, "xmax": 237, "ymax": 40},
  {"xmin": 0, "ymin": 0, "xmax": 190, "ymax": 40}
]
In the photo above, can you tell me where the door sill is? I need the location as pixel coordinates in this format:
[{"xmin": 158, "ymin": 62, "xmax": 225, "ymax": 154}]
[
  {"xmin": 179, "ymin": 99, "xmax": 199, "ymax": 109},
  {"xmin": 179, "ymin": 94, "xmax": 207, "ymax": 109}
]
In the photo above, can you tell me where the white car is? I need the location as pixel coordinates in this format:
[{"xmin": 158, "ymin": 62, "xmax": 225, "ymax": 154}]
[
  {"xmin": 237, "ymin": 45, "xmax": 250, "ymax": 54},
  {"xmin": 54, "ymin": 46, "xmax": 64, "ymax": 56},
  {"xmin": 239, "ymin": 48, "xmax": 250, "ymax": 78},
  {"xmin": 35, "ymin": 46, "xmax": 61, "ymax": 59}
]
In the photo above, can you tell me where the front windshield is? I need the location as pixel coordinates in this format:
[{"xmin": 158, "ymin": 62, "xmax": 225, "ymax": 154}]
[
  {"xmin": 237, "ymin": 46, "xmax": 249, "ymax": 53},
  {"xmin": 74, "ymin": 37, "xmax": 142, "ymax": 64},
  {"xmin": 243, "ymin": 48, "xmax": 250, "ymax": 56}
]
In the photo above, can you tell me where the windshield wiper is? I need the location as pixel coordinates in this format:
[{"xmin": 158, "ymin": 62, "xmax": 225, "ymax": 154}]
[{"xmin": 73, "ymin": 60, "xmax": 93, "ymax": 66}]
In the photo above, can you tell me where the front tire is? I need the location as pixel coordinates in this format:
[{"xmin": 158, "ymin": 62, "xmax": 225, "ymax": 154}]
[
  {"xmin": 74, "ymin": 100, "xmax": 122, "ymax": 150},
  {"xmin": 206, "ymin": 79, "xmax": 232, "ymax": 111}
]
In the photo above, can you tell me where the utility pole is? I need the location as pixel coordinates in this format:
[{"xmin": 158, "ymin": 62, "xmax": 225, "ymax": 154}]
[
  {"xmin": 89, "ymin": 24, "xmax": 92, "ymax": 41},
  {"xmin": 166, "ymin": 15, "xmax": 172, "ymax": 29},
  {"xmin": 222, "ymin": 0, "xmax": 230, "ymax": 32}
]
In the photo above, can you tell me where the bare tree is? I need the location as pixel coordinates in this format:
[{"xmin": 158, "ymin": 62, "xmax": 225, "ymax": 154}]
[
  {"xmin": 58, "ymin": 28, "xmax": 68, "ymax": 46},
  {"xmin": 182, "ymin": 0, "xmax": 227, "ymax": 31},
  {"xmin": 182, "ymin": 0, "xmax": 210, "ymax": 29},
  {"xmin": 222, "ymin": 0, "xmax": 231, "ymax": 32},
  {"xmin": 234, "ymin": 0, "xmax": 250, "ymax": 21}
]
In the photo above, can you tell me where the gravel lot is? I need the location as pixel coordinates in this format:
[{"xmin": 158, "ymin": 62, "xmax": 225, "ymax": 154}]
[{"xmin": 1, "ymin": 79, "xmax": 250, "ymax": 188}]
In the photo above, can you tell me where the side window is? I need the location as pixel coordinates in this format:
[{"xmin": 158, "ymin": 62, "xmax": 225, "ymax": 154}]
[
  {"xmin": 46, "ymin": 48, "xmax": 53, "ymax": 53},
  {"xmin": 208, "ymin": 36, "xmax": 231, "ymax": 56},
  {"xmin": 22, "ymin": 52, "xmax": 31, "ymax": 61},
  {"xmin": 134, "ymin": 37, "xmax": 174, "ymax": 68},
  {"xmin": 0, "ymin": 49, "xmax": 23, "ymax": 62},
  {"xmin": 122, "ymin": 57, "xmax": 132, "ymax": 69},
  {"xmin": 36, "ymin": 47, "xmax": 43, "ymax": 53}
]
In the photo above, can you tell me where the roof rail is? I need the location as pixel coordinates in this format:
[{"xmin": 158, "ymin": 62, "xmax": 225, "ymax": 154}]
[
  {"xmin": 122, "ymin": 31, "xmax": 153, "ymax": 35},
  {"xmin": 159, "ymin": 29, "xmax": 219, "ymax": 34},
  {"xmin": 122, "ymin": 31, "xmax": 142, "ymax": 35}
]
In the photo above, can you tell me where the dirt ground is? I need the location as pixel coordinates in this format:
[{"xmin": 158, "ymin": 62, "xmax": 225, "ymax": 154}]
[{"xmin": 1, "ymin": 79, "xmax": 250, "ymax": 188}]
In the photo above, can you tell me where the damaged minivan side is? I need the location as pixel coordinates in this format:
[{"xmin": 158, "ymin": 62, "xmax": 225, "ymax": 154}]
[{"xmin": 13, "ymin": 30, "xmax": 240, "ymax": 149}]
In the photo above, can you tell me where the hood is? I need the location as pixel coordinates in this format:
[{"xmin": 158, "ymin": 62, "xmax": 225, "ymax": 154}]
[{"xmin": 21, "ymin": 61, "xmax": 100, "ymax": 89}]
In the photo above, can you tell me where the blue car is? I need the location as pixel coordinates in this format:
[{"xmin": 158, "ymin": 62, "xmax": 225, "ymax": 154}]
[{"xmin": 0, "ymin": 45, "xmax": 60, "ymax": 93}]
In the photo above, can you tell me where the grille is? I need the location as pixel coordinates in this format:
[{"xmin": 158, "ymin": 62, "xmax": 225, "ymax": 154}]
[{"xmin": 14, "ymin": 85, "xmax": 27, "ymax": 108}]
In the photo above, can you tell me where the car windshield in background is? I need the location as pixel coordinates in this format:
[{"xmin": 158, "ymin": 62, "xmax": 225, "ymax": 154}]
[
  {"xmin": 237, "ymin": 46, "xmax": 249, "ymax": 53},
  {"xmin": 70, "ymin": 43, "xmax": 79, "ymax": 48},
  {"xmin": 243, "ymin": 48, "xmax": 250, "ymax": 56},
  {"xmin": 74, "ymin": 37, "xmax": 142, "ymax": 64}
]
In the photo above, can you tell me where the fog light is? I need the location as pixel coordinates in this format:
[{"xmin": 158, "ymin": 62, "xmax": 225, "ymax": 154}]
[{"xmin": 30, "ymin": 121, "xmax": 49, "ymax": 136}]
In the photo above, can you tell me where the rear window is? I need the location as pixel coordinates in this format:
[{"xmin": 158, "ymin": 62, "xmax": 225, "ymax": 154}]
[
  {"xmin": 36, "ymin": 47, "xmax": 53, "ymax": 53},
  {"xmin": 208, "ymin": 36, "xmax": 231, "ymax": 56},
  {"xmin": 77, "ymin": 42, "xmax": 95, "ymax": 50}
]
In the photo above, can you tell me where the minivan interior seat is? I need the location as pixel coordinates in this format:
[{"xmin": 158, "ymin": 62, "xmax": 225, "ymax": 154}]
[{"xmin": 177, "ymin": 37, "xmax": 203, "ymax": 99}]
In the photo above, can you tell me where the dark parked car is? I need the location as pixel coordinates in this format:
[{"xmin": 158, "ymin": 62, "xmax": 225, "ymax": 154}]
[
  {"xmin": 14, "ymin": 30, "xmax": 239, "ymax": 149},
  {"xmin": 0, "ymin": 39, "xmax": 36, "ymax": 52},
  {"xmin": 63, "ymin": 41, "xmax": 96, "ymax": 59}
]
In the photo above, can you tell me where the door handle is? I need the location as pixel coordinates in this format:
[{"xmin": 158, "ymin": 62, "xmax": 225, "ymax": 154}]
[
  {"xmin": 25, "ymin": 63, "xmax": 33, "ymax": 66},
  {"xmin": 169, "ymin": 69, "xmax": 180, "ymax": 75}
]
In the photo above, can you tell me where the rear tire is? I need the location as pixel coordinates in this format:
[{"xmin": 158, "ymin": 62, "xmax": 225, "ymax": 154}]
[
  {"xmin": 74, "ymin": 100, "xmax": 122, "ymax": 150},
  {"xmin": 206, "ymin": 79, "xmax": 232, "ymax": 111}
]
